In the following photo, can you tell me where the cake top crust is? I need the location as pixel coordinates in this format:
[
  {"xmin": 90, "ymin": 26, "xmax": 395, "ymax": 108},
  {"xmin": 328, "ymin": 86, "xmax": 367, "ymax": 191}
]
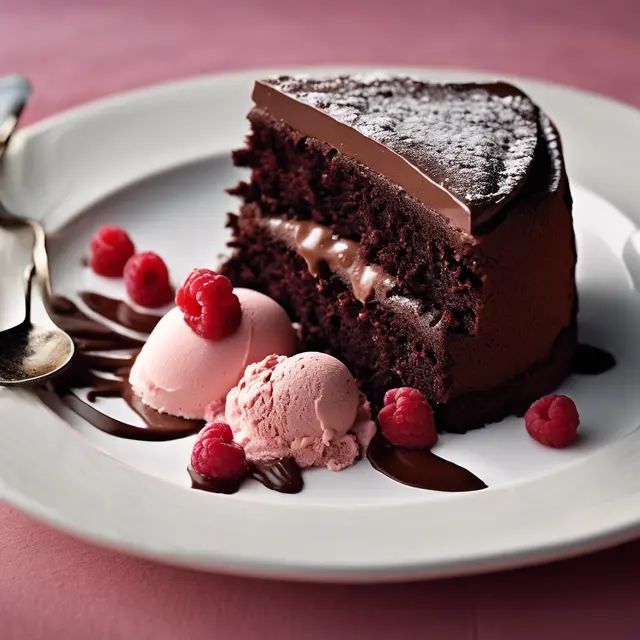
[{"xmin": 253, "ymin": 74, "xmax": 544, "ymax": 235}]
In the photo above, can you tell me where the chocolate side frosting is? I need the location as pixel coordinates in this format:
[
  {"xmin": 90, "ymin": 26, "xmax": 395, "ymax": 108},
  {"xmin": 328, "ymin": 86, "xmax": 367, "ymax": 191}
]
[{"xmin": 253, "ymin": 75, "xmax": 541, "ymax": 235}]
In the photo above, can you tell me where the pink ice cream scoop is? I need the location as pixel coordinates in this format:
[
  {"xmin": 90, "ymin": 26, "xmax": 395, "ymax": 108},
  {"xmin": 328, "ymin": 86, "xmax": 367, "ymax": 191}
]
[
  {"xmin": 224, "ymin": 352, "xmax": 377, "ymax": 471},
  {"xmin": 129, "ymin": 289, "xmax": 296, "ymax": 419}
]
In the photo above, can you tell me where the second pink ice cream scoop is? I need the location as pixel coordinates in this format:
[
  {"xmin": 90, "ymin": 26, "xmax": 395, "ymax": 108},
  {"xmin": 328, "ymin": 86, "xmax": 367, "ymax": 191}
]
[{"xmin": 224, "ymin": 352, "xmax": 376, "ymax": 471}]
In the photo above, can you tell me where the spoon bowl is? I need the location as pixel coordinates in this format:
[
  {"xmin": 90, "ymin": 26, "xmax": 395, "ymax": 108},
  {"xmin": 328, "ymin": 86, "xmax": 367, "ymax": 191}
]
[
  {"xmin": 0, "ymin": 321, "xmax": 74, "ymax": 385},
  {"xmin": 0, "ymin": 217, "xmax": 77, "ymax": 387}
]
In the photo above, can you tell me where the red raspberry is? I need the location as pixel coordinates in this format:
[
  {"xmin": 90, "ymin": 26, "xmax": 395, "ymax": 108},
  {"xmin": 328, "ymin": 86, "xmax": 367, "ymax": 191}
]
[
  {"xmin": 525, "ymin": 394, "xmax": 580, "ymax": 448},
  {"xmin": 175, "ymin": 268, "xmax": 242, "ymax": 341},
  {"xmin": 190, "ymin": 422, "xmax": 247, "ymax": 479},
  {"xmin": 378, "ymin": 387, "xmax": 438, "ymax": 449},
  {"xmin": 89, "ymin": 226, "xmax": 135, "ymax": 277},
  {"xmin": 123, "ymin": 252, "xmax": 174, "ymax": 308}
]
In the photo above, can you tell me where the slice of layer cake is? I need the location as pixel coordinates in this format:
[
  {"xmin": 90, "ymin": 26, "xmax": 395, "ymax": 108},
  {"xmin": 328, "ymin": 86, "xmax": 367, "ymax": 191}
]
[{"xmin": 222, "ymin": 75, "xmax": 577, "ymax": 433}]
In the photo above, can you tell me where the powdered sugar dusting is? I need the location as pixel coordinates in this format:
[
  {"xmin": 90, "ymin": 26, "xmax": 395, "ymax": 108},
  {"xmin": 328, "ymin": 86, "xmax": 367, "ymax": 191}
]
[{"xmin": 267, "ymin": 75, "xmax": 540, "ymax": 212}]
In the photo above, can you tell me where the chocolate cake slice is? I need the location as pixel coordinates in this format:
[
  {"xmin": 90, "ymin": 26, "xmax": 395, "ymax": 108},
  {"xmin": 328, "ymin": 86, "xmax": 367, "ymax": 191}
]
[{"xmin": 222, "ymin": 75, "xmax": 577, "ymax": 433}]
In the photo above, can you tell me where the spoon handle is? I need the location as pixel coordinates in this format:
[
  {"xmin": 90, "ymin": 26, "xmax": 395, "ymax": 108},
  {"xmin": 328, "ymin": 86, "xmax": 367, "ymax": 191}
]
[
  {"xmin": 21, "ymin": 263, "xmax": 34, "ymax": 325},
  {"xmin": 0, "ymin": 222, "xmax": 35, "ymax": 331},
  {"xmin": 0, "ymin": 75, "xmax": 32, "ymax": 148},
  {"xmin": 0, "ymin": 74, "xmax": 34, "ymax": 331},
  {"xmin": 28, "ymin": 219, "xmax": 52, "ymax": 302}
]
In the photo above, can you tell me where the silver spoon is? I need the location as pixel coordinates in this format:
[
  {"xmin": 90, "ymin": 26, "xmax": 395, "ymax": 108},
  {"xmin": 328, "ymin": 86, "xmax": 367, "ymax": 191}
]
[
  {"xmin": 0, "ymin": 75, "xmax": 75, "ymax": 386},
  {"xmin": 0, "ymin": 260, "xmax": 75, "ymax": 385}
]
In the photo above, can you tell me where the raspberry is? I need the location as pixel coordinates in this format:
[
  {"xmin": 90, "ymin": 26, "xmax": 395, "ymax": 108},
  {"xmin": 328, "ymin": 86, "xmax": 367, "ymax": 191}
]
[
  {"xmin": 190, "ymin": 422, "xmax": 247, "ymax": 479},
  {"xmin": 123, "ymin": 252, "xmax": 174, "ymax": 308},
  {"xmin": 525, "ymin": 394, "xmax": 580, "ymax": 448},
  {"xmin": 89, "ymin": 226, "xmax": 135, "ymax": 277},
  {"xmin": 378, "ymin": 387, "xmax": 438, "ymax": 449},
  {"xmin": 175, "ymin": 268, "xmax": 242, "ymax": 341}
]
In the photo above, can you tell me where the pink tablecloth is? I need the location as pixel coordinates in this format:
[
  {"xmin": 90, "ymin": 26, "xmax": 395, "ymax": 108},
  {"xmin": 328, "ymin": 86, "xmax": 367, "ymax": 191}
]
[{"xmin": 1, "ymin": 1, "xmax": 640, "ymax": 638}]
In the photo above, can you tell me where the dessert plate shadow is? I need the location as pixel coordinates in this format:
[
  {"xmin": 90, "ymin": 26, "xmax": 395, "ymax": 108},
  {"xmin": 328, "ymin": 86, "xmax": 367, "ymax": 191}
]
[{"xmin": 1, "ymin": 67, "xmax": 640, "ymax": 582}]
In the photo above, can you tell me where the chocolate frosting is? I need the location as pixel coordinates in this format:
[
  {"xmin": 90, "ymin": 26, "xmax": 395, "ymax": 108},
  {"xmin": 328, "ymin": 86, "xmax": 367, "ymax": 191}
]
[{"xmin": 253, "ymin": 75, "xmax": 541, "ymax": 235}]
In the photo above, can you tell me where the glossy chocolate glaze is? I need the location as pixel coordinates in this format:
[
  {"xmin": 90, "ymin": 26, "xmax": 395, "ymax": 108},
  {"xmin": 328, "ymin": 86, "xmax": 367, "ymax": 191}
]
[
  {"xmin": 48, "ymin": 295, "xmax": 203, "ymax": 440},
  {"xmin": 572, "ymin": 344, "xmax": 616, "ymax": 375},
  {"xmin": 254, "ymin": 76, "xmax": 542, "ymax": 234},
  {"xmin": 188, "ymin": 458, "xmax": 303, "ymax": 494},
  {"xmin": 367, "ymin": 435, "xmax": 486, "ymax": 492}
]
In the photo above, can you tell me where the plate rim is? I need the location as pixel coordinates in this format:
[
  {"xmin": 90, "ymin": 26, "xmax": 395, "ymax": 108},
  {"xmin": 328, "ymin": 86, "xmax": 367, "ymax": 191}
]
[{"xmin": 2, "ymin": 66, "xmax": 640, "ymax": 583}]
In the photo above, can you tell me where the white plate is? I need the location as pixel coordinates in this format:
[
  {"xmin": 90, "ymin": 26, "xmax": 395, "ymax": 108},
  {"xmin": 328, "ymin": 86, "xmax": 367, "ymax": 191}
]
[{"xmin": 1, "ymin": 68, "xmax": 640, "ymax": 583}]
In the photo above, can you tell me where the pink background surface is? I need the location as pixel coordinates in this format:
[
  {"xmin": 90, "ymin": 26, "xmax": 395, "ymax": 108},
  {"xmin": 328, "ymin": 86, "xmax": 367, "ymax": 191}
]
[{"xmin": 1, "ymin": 0, "xmax": 640, "ymax": 637}]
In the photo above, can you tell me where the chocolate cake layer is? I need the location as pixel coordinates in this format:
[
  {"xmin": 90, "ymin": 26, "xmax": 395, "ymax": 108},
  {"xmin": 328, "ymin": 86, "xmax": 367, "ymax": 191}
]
[
  {"xmin": 223, "ymin": 76, "xmax": 578, "ymax": 432},
  {"xmin": 223, "ymin": 210, "xmax": 576, "ymax": 432}
]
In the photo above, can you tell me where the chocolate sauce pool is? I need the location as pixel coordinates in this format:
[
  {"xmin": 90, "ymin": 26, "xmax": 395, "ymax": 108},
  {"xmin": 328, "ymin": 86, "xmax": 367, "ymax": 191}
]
[
  {"xmin": 47, "ymin": 294, "xmax": 204, "ymax": 441},
  {"xmin": 572, "ymin": 344, "xmax": 616, "ymax": 375},
  {"xmin": 189, "ymin": 458, "xmax": 303, "ymax": 495},
  {"xmin": 367, "ymin": 435, "xmax": 487, "ymax": 492}
]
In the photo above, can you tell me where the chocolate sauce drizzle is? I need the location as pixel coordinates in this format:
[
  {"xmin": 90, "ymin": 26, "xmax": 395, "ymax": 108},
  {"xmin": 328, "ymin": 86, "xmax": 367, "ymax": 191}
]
[
  {"xmin": 572, "ymin": 344, "xmax": 616, "ymax": 376},
  {"xmin": 79, "ymin": 291, "xmax": 164, "ymax": 334},
  {"xmin": 47, "ymin": 294, "xmax": 204, "ymax": 441},
  {"xmin": 189, "ymin": 458, "xmax": 303, "ymax": 495},
  {"xmin": 367, "ymin": 435, "xmax": 487, "ymax": 492}
]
